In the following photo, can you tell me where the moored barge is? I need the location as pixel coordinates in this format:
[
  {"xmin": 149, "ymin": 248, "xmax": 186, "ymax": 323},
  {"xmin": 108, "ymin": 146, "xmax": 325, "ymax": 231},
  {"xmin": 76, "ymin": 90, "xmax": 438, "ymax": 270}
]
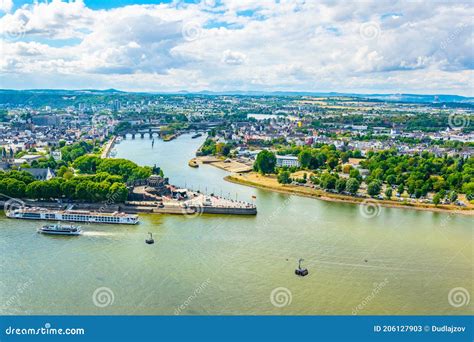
[{"xmin": 6, "ymin": 207, "xmax": 139, "ymax": 225}]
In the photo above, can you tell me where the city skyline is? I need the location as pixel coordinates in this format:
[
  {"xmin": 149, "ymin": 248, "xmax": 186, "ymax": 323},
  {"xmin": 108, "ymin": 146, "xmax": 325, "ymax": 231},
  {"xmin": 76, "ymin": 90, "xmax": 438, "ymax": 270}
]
[{"xmin": 0, "ymin": 0, "xmax": 472, "ymax": 96}]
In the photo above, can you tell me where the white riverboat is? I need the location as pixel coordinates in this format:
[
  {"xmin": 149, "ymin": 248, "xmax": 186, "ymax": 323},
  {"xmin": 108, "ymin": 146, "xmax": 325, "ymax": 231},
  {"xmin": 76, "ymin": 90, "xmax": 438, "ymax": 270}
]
[
  {"xmin": 38, "ymin": 224, "xmax": 82, "ymax": 236},
  {"xmin": 6, "ymin": 207, "xmax": 139, "ymax": 225}
]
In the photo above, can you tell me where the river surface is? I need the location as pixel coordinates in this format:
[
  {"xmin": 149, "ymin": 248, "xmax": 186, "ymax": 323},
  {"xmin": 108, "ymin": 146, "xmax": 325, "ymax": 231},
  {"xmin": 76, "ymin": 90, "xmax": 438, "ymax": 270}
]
[{"xmin": 1, "ymin": 133, "xmax": 472, "ymax": 315}]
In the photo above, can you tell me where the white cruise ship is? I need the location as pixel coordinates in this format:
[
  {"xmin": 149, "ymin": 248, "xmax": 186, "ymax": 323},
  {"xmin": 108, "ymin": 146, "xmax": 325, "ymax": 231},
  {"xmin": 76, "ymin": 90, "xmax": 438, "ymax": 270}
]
[{"xmin": 6, "ymin": 207, "xmax": 139, "ymax": 225}]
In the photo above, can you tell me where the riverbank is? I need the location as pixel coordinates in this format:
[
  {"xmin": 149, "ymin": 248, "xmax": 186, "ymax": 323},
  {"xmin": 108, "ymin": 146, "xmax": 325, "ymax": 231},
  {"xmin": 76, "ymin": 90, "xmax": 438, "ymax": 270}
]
[
  {"xmin": 100, "ymin": 135, "xmax": 116, "ymax": 158},
  {"xmin": 225, "ymin": 172, "xmax": 474, "ymax": 216}
]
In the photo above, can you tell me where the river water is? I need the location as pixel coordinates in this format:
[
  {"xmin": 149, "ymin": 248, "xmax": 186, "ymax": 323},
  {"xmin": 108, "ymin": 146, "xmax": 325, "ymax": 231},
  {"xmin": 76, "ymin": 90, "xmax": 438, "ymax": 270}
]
[{"xmin": 0, "ymin": 133, "xmax": 472, "ymax": 315}]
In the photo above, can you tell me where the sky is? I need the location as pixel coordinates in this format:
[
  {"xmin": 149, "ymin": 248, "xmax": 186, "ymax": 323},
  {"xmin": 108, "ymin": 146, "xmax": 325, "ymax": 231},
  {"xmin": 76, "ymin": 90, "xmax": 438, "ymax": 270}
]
[{"xmin": 0, "ymin": 0, "xmax": 472, "ymax": 95}]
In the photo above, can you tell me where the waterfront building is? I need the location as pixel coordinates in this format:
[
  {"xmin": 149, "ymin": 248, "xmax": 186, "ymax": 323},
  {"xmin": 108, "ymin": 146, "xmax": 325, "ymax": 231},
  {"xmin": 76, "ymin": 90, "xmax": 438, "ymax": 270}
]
[{"xmin": 276, "ymin": 155, "xmax": 300, "ymax": 168}]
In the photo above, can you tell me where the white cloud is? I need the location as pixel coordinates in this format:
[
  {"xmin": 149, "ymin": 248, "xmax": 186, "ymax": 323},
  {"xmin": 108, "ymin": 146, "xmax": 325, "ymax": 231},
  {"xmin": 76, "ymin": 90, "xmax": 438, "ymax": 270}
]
[
  {"xmin": 0, "ymin": 0, "xmax": 472, "ymax": 95},
  {"xmin": 222, "ymin": 49, "xmax": 247, "ymax": 65},
  {"xmin": 0, "ymin": 0, "xmax": 13, "ymax": 13},
  {"xmin": 0, "ymin": 0, "xmax": 94, "ymax": 39}
]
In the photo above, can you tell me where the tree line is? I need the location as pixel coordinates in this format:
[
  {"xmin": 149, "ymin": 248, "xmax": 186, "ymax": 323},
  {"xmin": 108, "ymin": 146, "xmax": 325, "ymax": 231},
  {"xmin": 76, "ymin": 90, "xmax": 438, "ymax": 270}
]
[
  {"xmin": 0, "ymin": 170, "xmax": 128, "ymax": 202},
  {"xmin": 1, "ymin": 139, "xmax": 156, "ymax": 203},
  {"xmin": 253, "ymin": 145, "xmax": 473, "ymax": 202}
]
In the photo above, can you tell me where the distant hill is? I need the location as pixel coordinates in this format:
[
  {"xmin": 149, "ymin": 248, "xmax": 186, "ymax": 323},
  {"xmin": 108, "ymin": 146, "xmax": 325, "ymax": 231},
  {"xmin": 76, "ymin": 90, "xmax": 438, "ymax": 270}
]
[
  {"xmin": 193, "ymin": 90, "xmax": 473, "ymax": 103},
  {"xmin": 351, "ymin": 93, "xmax": 472, "ymax": 104},
  {"xmin": 0, "ymin": 89, "xmax": 472, "ymax": 106},
  {"xmin": 0, "ymin": 88, "xmax": 125, "ymax": 95}
]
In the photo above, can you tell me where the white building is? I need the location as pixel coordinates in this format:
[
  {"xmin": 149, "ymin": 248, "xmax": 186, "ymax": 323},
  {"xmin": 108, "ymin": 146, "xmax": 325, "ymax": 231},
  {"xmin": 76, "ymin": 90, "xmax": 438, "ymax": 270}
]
[
  {"xmin": 51, "ymin": 150, "xmax": 62, "ymax": 161},
  {"xmin": 276, "ymin": 155, "xmax": 300, "ymax": 168}
]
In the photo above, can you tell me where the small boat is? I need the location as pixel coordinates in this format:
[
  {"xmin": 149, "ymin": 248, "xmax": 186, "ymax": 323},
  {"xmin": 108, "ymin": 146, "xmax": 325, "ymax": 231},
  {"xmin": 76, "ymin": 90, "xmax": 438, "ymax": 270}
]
[
  {"xmin": 38, "ymin": 223, "xmax": 82, "ymax": 236},
  {"xmin": 188, "ymin": 159, "xmax": 199, "ymax": 168},
  {"xmin": 191, "ymin": 133, "xmax": 202, "ymax": 139}
]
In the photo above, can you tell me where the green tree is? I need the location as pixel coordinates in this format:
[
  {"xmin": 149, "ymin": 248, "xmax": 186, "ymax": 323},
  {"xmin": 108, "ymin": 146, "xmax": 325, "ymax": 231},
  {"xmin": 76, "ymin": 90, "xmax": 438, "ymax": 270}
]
[
  {"xmin": 73, "ymin": 155, "xmax": 101, "ymax": 174},
  {"xmin": 61, "ymin": 181, "xmax": 77, "ymax": 199},
  {"xmin": 26, "ymin": 181, "xmax": 47, "ymax": 199},
  {"xmin": 326, "ymin": 157, "xmax": 339, "ymax": 170},
  {"xmin": 277, "ymin": 170, "xmax": 291, "ymax": 184},
  {"xmin": 61, "ymin": 141, "xmax": 94, "ymax": 163},
  {"xmin": 298, "ymin": 150, "xmax": 312, "ymax": 169},
  {"xmin": 57, "ymin": 165, "xmax": 69, "ymax": 177},
  {"xmin": 461, "ymin": 182, "xmax": 474, "ymax": 196},
  {"xmin": 345, "ymin": 178, "xmax": 360, "ymax": 195},
  {"xmin": 4, "ymin": 179, "xmax": 26, "ymax": 198},
  {"xmin": 320, "ymin": 173, "xmax": 337, "ymax": 190},
  {"xmin": 367, "ymin": 181, "xmax": 381, "ymax": 197},
  {"xmin": 414, "ymin": 188, "xmax": 423, "ymax": 199},
  {"xmin": 349, "ymin": 168, "xmax": 361, "ymax": 181},
  {"xmin": 385, "ymin": 174, "xmax": 396, "ymax": 186},
  {"xmin": 222, "ymin": 144, "xmax": 231, "ymax": 156},
  {"xmin": 96, "ymin": 158, "xmax": 151, "ymax": 182},
  {"xmin": 433, "ymin": 193, "xmax": 441, "ymax": 206},
  {"xmin": 335, "ymin": 178, "xmax": 347, "ymax": 193},
  {"xmin": 254, "ymin": 150, "xmax": 276, "ymax": 175},
  {"xmin": 397, "ymin": 184, "xmax": 405, "ymax": 196},
  {"xmin": 108, "ymin": 182, "xmax": 129, "ymax": 202},
  {"xmin": 385, "ymin": 188, "xmax": 392, "ymax": 199}
]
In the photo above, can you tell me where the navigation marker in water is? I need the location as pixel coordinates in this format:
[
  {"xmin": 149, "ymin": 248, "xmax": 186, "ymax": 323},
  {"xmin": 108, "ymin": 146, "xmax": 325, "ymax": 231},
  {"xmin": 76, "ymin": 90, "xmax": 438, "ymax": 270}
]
[
  {"xmin": 295, "ymin": 258, "xmax": 309, "ymax": 277},
  {"xmin": 145, "ymin": 232, "xmax": 154, "ymax": 245}
]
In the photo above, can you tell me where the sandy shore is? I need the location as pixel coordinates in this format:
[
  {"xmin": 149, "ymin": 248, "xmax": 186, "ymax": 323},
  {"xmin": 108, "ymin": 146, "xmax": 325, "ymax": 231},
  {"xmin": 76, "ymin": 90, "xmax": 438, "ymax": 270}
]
[
  {"xmin": 190, "ymin": 157, "xmax": 252, "ymax": 173},
  {"xmin": 224, "ymin": 172, "xmax": 474, "ymax": 216}
]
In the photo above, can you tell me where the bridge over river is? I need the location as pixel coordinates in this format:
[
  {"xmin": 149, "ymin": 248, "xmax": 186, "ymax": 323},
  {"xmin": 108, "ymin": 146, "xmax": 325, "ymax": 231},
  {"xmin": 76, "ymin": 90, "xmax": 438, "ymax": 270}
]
[{"xmin": 118, "ymin": 121, "xmax": 225, "ymax": 139}]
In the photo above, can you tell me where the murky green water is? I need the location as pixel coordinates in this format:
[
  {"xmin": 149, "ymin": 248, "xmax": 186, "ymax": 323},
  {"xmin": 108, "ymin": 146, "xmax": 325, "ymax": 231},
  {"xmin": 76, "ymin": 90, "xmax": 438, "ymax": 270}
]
[{"xmin": 0, "ymin": 133, "xmax": 472, "ymax": 315}]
